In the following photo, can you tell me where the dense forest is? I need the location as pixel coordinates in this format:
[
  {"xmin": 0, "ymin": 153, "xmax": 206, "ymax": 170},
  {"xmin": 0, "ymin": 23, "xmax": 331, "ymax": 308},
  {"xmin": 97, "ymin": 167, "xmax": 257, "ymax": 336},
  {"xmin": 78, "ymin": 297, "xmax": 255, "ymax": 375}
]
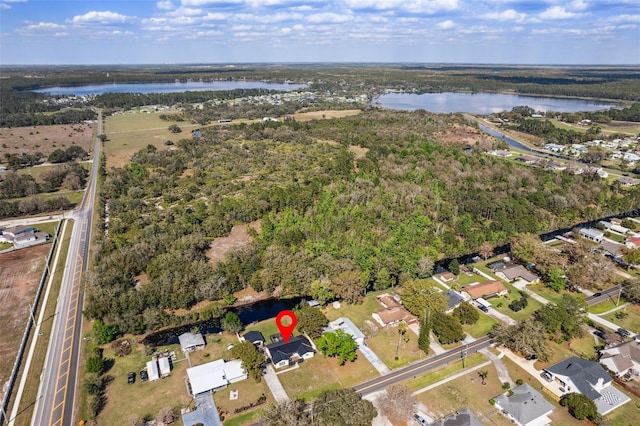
[{"xmin": 85, "ymin": 110, "xmax": 640, "ymax": 334}]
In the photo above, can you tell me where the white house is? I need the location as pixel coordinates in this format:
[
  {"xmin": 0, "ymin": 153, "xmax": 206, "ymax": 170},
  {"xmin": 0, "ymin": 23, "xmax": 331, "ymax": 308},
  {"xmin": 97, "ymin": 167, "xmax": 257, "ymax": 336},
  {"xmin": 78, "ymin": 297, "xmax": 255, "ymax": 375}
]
[
  {"xmin": 158, "ymin": 356, "xmax": 171, "ymax": 377},
  {"xmin": 146, "ymin": 359, "xmax": 160, "ymax": 382},
  {"xmin": 179, "ymin": 332, "xmax": 205, "ymax": 352},
  {"xmin": 187, "ymin": 359, "xmax": 247, "ymax": 395},
  {"xmin": 544, "ymin": 143, "xmax": 565, "ymax": 153},
  {"xmin": 265, "ymin": 335, "xmax": 315, "ymax": 369},
  {"xmin": 495, "ymin": 264, "xmax": 540, "ymax": 284},
  {"xmin": 579, "ymin": 228, "xmax": 604, "ymax": 243},
  {"xmin": 326, "ymin": 317, "xmax": 365, "ymax": 346},
  {"xmin": 600, "ymin": 341, "xmax": 640, "ymax": 377}
]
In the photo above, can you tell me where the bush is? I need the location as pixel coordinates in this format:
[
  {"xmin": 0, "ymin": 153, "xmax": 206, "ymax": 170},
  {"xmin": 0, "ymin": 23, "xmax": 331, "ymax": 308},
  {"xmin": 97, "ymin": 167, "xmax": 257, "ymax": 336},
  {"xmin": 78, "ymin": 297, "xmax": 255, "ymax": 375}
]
[
  {"xmin": 111, "ymin": 339, "xmax": 132, "ymax": 357},
  {"xmin": 489, "ymin": 398, "xmax": 496, "ymax": 406},
  {"xmin": 509, "ymin": 297, "xmax": 528, "ymax": 312},
  {"xmin": 502, "ymin": 382, "xmax": 511, "ymax": 390},
  {"xmin": 516, "ymin": 379, "xmax": 524, "ymax": 386}
]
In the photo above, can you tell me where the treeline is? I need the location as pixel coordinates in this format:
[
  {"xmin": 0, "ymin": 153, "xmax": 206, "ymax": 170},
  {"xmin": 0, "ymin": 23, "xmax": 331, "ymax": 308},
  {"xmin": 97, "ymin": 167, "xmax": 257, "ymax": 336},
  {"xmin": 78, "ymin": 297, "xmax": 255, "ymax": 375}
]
[
  {"xmin": 85, "ymin": 110, "xmax": 640, "ymax": 335},
  {"xmin": 0, "ymin": 108, "xmax": 96, "ymax": 128},
  {"xmin": 0, "ymin": 196, "xmax": 73, "ymax": 218},
  {"xmin": 508, "ymin": 119, "xmax": 591, "ymax": 145},
  {"xmin": 0, "ymin": 162, "xmax": 88, "ymax": 199}
]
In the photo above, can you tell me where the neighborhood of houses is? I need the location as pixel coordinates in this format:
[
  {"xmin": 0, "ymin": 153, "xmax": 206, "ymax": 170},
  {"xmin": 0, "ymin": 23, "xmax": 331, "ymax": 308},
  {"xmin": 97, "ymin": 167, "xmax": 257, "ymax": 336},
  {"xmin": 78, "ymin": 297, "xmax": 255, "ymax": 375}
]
[{"xmin": 0, "ymin": 225, "xmax": 50, "ymax": 250}]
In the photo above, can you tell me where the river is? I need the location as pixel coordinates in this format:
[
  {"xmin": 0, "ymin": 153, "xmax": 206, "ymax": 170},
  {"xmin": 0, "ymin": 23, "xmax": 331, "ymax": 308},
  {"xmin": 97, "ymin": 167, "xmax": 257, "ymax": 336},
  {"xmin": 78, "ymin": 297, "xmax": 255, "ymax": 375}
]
[
  {"xmin": 35, "ymin": 80, "xmax": 307, "ymax": 96},
  {"xmin": 378, "ymin": 92, "xmax": 617, "ymax": 114}
]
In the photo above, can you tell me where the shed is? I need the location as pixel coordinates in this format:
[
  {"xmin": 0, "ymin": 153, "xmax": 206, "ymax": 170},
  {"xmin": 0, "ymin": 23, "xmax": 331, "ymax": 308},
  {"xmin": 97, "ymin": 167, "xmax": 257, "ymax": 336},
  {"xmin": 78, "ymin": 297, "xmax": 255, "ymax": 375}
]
[
  {"xmin": 243, "ymin": 330, "xmax": 265, "ymax": 346},
  {"xmin": 158, "ymin": 356, "xmax": 171, "ymax": 377},
  {"xmin": 146, "ymin": 359, "xmax": 160, "ymax": 381}
]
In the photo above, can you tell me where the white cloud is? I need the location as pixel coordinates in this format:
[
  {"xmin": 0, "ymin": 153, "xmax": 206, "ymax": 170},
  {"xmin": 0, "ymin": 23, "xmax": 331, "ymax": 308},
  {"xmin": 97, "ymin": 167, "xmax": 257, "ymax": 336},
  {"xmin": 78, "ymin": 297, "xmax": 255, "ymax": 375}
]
[
  {"xmin": 437, "ymin": 20, "xmax": 455, "ymax": 29},
  {"xmin": 482, "ymin": 9, "xmax": 526, "ymax": 22},
  {"xmin": 568, "ymin": 0, "xmax": 588, "ymax": 11},
  {"xmin": 71, "ymin": 11, "xmax": 134, "ymax": 24},
  {"xmin": 166, "ymin": 7, "xmax": 203, "ymax": 17},
  {"xmin": 25, "ymin": 22, "xmax": 66, "ymax": 30},
  {"xmin": 538, "ymin": 6, "xmax": 579, "ymax": 20},
  {"xmin": 345, "ymin": 0, "xmax": 458, "ymax": 13},
  {"xmin": 0, "ymin": 3, "xmax": 11, "ymax": 10},
  {"xmin": 307, "ymin": 13, "xmax": 354, "ymax": 24},
  {"xmin": 608, "ymin": 14, "xmax": 640, "ymax": 23},
  {"xmin": 157, "ymin": 0, "xmax": 174, "ymax": 10}
]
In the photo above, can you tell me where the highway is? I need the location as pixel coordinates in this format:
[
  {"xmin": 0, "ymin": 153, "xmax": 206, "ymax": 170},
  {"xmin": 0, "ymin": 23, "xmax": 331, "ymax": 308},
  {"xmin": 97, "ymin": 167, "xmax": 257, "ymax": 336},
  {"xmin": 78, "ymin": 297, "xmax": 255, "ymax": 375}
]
[
  {"xmin": 353, "ymin": 335, "xmax": 494, "ymax": 396},
  {"xmin": 31, "ymin": 112, "xmax": 101, "ymax": 426},
  {"xmin": 585, "ymin": 282, "xmax": 629, "ymax": 306}
]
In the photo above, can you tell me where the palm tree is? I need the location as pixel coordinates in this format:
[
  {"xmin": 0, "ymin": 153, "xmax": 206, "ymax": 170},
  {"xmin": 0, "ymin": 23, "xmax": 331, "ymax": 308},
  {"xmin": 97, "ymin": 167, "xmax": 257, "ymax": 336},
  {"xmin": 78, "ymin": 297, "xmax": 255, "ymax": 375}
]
[
  {"xmin": 479, "ymin": 370, "xmax": 488, "ymax": 385},
  {"xmin": 395, "ymin": 321, "xmax": 407, "ymax": 357}
]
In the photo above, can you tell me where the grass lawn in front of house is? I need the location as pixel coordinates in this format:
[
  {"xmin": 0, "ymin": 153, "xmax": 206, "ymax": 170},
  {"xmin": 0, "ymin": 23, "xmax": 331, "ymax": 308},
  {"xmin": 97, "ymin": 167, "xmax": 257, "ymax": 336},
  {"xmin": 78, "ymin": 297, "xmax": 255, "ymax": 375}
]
[
  {"xmin": 213, "ymin": 377, "xmax": 273, "ymax": 422},
  {"xmin": 606, "ymin": 388, "xmax": 640, "ymax": 426},
  {"xmin": 440, "ymin": 271, "xmax": 485, "ymax": 289},
  {"xmin": 463, "ymin": 313, "xmax": 497, "ymax": 338},
  {"xmin": 603, "ymin": 303, "xmax": 640, "ymax": 333},
  {"xmin": 490, "ymin": 281, "xmax": 544, "ymax": 322},
  {"xmin": 413, "ymin": 363, "xmax": 512, "ymax": 425},
  {"xmin": 222, "ymin": 409, "xmax": 263, "ymax": 426},
  {"xmin": 527, "ymin": 283, "xmax": 582, "ymax": 306},
  {"xmin": 188, "ymin": 332, "xmax": 238, "ymax": 366},
  {"xmin": 366, "ymin": 326, "xmax": 430, "ymax": 369},
  {"xmin": 405, "ymin": 352, "xmax": 486, "ymax": 392},
  {"xmin": 533, "ymin": 335, "xmax": 599, "ymax": 371},
  {"xmin": 277, "ymin": 353, "xmax": 377, "ymax": 402}
]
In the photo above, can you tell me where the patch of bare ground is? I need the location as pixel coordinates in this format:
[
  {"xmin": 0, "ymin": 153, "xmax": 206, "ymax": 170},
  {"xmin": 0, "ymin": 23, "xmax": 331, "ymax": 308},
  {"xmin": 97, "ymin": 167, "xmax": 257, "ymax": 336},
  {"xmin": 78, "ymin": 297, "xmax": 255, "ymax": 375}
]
[
  {"xmin": 0, "ymin": 123, "xmax": 94, "ymax": 157},
  {"xmin": 317, "ymin": 139, "xmax": 369, "ymax": 171},
  {"xmin": 292, "ymin": 109, "xmax": 361, "ymax": 121},
  {"xmin": 436, "ymin": 123, "xmax": 498, "ymax": 149},
  {"xmin": 206, "ymin": 220, "xmax": 261, "ymax": 266},
  {"xmin": 0, "ymin": 244, "xmax": 50, "ymax": 388}
]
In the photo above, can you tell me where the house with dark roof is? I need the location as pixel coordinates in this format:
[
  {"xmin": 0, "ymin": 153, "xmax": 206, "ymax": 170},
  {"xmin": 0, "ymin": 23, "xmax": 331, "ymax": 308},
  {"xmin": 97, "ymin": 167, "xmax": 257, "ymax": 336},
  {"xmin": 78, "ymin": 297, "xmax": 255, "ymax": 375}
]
[
  {"xmin": 431, "ymin": 407, "xmax": 485, "ymax": 426},
  {"xmin": 600, "ymin": 341, "xmax": 640, "ymax": 377},
  {"xmin": 265, "ymin": 335, "xmax": 314, "ymax": 369},
  {"xmin": 544, "ymin": 356, "xmax": 630, "ymax": 414},
  {"xmin": 446, "ymin": 290, "xmax": 465, "ymax": 312},
  {"xmin": 494, "ymin": 384, "xmax": 554, "ymax": 426},
  {"xmin": 243, "ymin": 331, "xmax": 265, "ymax": 347}
]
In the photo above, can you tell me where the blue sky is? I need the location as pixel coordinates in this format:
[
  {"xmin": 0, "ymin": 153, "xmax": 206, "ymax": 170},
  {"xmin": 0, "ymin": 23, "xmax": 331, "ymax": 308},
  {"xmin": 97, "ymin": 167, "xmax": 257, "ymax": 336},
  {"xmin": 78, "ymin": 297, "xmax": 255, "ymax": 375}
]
[{"xmin": 1, "ymin": 0, "xmax": 639, "ymax": 64}]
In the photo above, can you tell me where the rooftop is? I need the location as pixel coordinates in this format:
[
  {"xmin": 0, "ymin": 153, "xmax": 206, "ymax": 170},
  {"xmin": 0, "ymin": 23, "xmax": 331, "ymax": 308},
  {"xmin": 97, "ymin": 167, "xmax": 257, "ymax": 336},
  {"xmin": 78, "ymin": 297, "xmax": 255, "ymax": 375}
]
[
  {"xmin": 462, "ymin": 280, "xmax": 507, "ymax": 300},
  {"xmin": 545, "ymin": 356, "xmax": 611, "ymax": 400},
  {"xmin": 494, "ymin": 383, "xmax": 554, "ymax": 425}
]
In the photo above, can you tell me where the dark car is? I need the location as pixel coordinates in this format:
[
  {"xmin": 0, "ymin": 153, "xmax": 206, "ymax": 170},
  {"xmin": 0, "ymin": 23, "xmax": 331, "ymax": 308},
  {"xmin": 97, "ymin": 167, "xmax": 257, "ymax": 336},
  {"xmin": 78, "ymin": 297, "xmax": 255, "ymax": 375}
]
[
  {"xmin": 127, "ymin": 372, "xmax": 135, "ymax": 385},
  {"xmin": 540, "ymin": 372, "xmax": 553, "ymax": 382},
  {"xmin": 617, "ymin": 328, "xmax": 630, "ymax": 337},
  {"xmin": 593, "ymin": 292, "xmax": 602, "ymax": 297},
  {"xmin": 413, "ymin": 413, "xmax": 428, "ymax": 425},
  {"xmin": 139, "ymin": 369, "xmax": 148, "ymax": 382}
]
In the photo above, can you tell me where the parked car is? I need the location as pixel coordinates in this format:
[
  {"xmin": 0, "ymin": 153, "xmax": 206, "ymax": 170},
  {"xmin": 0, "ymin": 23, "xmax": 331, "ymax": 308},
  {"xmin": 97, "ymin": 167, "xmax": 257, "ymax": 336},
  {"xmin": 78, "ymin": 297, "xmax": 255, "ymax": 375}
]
[
  {"xmin": 540, "ymin": 372, "xmax": 553, "ymax": 382},
  {"xmin": 413, "ymin": 413, "xmax": 428, "ymax": 425},
  {"xmin": 127, "ymin": 372, "xmax": 135, "ymax": 385},
  {"xmin": 617, "ymin": 328, "xmax": 630, "ymax": 338},
  {"xmin": 139, "ymin": 369, "xmax": 148, "ymax": 382}
]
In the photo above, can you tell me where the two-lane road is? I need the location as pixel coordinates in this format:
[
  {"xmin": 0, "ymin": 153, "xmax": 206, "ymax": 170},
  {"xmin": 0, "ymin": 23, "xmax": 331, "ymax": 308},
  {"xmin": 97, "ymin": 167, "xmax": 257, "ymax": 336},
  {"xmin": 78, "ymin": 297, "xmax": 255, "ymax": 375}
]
[{"xmin": 31, "ymin": 112, "xmax": 101, "ymax": 426}]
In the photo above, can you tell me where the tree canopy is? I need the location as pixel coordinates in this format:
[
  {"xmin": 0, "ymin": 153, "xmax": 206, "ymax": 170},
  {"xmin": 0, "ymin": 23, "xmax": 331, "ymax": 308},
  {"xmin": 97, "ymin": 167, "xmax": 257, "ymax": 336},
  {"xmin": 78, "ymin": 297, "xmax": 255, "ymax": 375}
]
[{"xmin": 316, "ymin": 330, "xmax": 358, "ymax": 365}]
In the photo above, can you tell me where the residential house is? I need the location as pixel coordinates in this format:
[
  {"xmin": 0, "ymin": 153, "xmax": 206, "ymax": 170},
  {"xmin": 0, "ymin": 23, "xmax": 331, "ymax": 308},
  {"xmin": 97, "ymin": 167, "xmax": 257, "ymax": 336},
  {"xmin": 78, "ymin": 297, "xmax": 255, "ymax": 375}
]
[
  {"xmin": 544, "ymin": 143, "xmax": 565, "ymax": 153},
  {"xmin": 570, "ymin": 144, "xmax": 588, "ymax": 155},
  {"xmin": 495, "ymin": 265, "xmax": 540, "ymax": 284},
  {"xmin": 599, "ymin": 221, "xmax": 630, "ymax": 235},
  {"xmin": 265, "ymin": 335, "xmax": 315, "ymax": 369},
  {"xmin": 372, "ymin": 306, "xmax": 418, "ymax": 327},
  {"xmin": 158, "ymin": 356, "xmax": 171, "ymax": 377},
  {"xmin": 431, "ymin": 407, "xmax": 485, "ymax": 426},
  {"xmin": 243, "ymin": 330, "xmax": 266, "ymax": 347},
  {"xmin": 146, "ymin": 359, "xmax": 160, "ymax": 381},
  {"xmin": 623, "ymin": 152, "xmax": 640, "ymax": 163},
  {"xmin": 461, "ymin": 280, "xmax": 508, "ymax": 300},
  {"xmin": 600, "ymin": 341, "xmax": 640, "ymax": 377},
  {"xmin": 446, "ymin": 290, "xmax": 465, "ymax": 313},
  {"xmin": 489, "ymin": 149, "xmax": 513, "ymax": 158},
  {"xmin": 179, "ymin": 332, "xmax": 205, "ymax": 352},
  {"xmin": 1, "ymin": 225, "xmax": 34, "ymax": 239},
  {"xmin": 544, "ymin": 356, "xmax": 629, "ymax": 415},
  {"xmin": 619, "ymin": 176, "xmax": 640, "ymax": 187},
  {"xmin": 440, "ymin": 272, "xmax": 456, "ymax": 282},
  {"xmin": 626, "ymin": 236, "xmax": 640, "ymax": 249},
  {"xmin": 579, "ymin": 228, "xmax": 604, "ymax": 243},
  {"xmin": 13, "ymin": 231, "xmax": 49, "ymax": 249},
  {"xmin": 187, "ymin": 359, "xmax": 247, "ymax": 395},
  {"xmin": 326, "ymin": 317, "xmax": 365, "ymax": 346},
  {"xmin": 376, "ymin": 293, "xmax": 402, "ymax": 309},
  {"xmin": 545, "ymin": 161, "xmax": 566, "ymax": 171},
  {"xmin": 494, "ymin": 384, "xmax": 554, "ymax": 426},
  {"xmin": 515, "ymin": 155, "xmax": 540, "ymax": 165}
]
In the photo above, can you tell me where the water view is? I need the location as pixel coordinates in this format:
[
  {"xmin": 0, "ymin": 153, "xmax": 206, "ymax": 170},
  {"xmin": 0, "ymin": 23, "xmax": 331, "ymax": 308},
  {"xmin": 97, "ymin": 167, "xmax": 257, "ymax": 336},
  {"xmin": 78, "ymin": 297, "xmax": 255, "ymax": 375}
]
[
  {"xmin": 36, "ymin": 80, "xmax": 307, "ymax": 96},
  {"xmin": 378, "ymin": 92, "xmax": 617, "ymax": 114}
]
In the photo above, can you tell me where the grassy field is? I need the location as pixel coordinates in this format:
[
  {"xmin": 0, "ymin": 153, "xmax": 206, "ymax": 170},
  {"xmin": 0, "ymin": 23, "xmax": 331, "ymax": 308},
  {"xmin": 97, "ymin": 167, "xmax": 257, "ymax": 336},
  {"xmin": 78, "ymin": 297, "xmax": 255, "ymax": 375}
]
[
  {"xmin": 0, "ymin": 122, "xmax": 94, "ymax": 157},
  {"xmin": 104, "ymin": 113, "xmax": 201, "ymax": 168},
  {"xmin": 324, "ymin": 289, "xmax": 389, "ymax": 330},
  {"xmin": 413, "ymin": 363, "xmax": 512, "ymax": 425},
  {"xmin": 405, "ymin": 352, "xmax": 486, "ymax": 392},
  {"xmin": 603, "ymin": 303, "xmax": 640, "ymax": 333},
  {"xmin": 490, "ymin": 281, "xmax": 545, "ymax": 322},
  {"xmin": 590, "ymin": 298, "xmax": 628, "ymax": 314},
  {"xmin": 527, "ymin": 283, "xmax": 582, "ymax": 306},
  {"xmin": 533, "ymin": 335, "xmax": 599, "ymax": 370},
  {"xmin": 214, "ymin": 377, "xmax": 273, "ymax": 421},
  {"xmin": 463, "ymin": 314, "xmax": 497, "ymax": 338},
  {"xmin": 277, "ymin": 352, "xmax": 377, "ymax": 401},
  {"xmin": 9, "ymin": 220, "xmax": 70, "ymax": 426},
  {"xmin": 17, "ymin": 162, "xmax": 91, "ymax": 182},
  {"xmin": 6, "ymin": 190, "xmax": 84, "ymax": 207},
  {"xmin": 292, "ymin": 109, "xmax": 361, "ymax": 121},
  {"xmin": 366, "ymin": 326, "xmax": 429, "ymax": 369}
]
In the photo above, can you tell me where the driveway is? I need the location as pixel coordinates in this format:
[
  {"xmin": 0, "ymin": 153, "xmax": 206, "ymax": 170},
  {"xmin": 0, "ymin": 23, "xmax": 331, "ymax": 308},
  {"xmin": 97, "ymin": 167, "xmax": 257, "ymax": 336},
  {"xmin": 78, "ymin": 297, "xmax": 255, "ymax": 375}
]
[
  {"xmin": 359, "ymin": 344, "xmax": 391, "ymax": 375},
  {"xmin": 263, "ymin": 364, "xmax": 289, "ymax": 403}
]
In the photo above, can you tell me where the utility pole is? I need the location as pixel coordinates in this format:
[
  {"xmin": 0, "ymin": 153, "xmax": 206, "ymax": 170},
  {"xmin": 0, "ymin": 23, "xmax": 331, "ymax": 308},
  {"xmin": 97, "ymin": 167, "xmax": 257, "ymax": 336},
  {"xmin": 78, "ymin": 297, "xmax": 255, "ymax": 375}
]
[
  {"xmin": 617, "ymin": 284, "xmax": 623, "ymax": 306},
  {"xmin": 461, "ymin": 345, "xmax": 468, "ymax": 368}
]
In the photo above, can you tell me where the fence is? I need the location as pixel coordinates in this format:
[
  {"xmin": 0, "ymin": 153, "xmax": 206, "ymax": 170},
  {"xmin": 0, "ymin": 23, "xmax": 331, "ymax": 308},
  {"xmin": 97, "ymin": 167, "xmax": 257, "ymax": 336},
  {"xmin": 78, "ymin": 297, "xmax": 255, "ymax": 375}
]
[{"xmin": 0, "ymin": 221, "xmax": 62, "ymax": 425}]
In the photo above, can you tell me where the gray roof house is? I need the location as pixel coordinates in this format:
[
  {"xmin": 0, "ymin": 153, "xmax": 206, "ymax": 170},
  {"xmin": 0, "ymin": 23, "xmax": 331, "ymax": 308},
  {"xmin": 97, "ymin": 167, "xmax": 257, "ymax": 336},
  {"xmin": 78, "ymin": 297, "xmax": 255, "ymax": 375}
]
[
  {"xmin": 600, "ymin": 341, "xmax": 640, "ymax": 377},
  {"xmin": 494, "ymin": 384, "xmax": 554, "ymax": 426},
  {"xmin": 446, "ymin": 290, "xmax": 465, "ymax": 312},
  {"xmin": 326, "ymin": 317, "xmax": 365, "ymax": 346},
  {"xmin": 179, "ymin": 332, "xmax": 205, "ymax": 352},
  {"xmin": 243, "ymin": 330, "xmax": 266, "ymax": 346},
  {"xmin": 432, "ymin": 407, "xmax": 485, "ymax": 426},
  {"xmin": 545, "ymin": 356, "xmax": 630, "ymax": 415},
  {"xmin": 265, "ymin": 335, "xmax": 315, "ymax": 369},
  {"xmin": 495, "ymin": 265, "xmax": 540, "ymax": 284}
]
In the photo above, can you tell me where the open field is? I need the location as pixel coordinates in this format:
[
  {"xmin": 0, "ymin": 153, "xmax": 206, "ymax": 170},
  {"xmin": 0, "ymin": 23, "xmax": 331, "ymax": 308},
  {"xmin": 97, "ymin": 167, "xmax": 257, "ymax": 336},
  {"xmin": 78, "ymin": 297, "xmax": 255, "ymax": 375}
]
[
  {"xmin": 366, "ymin": 326, "xmax": 429, "ymax": 369},
  {"xmin": 463, "ymin": 313, "xmax": 497, "ymax": 338},
  {"xmin": 548, "ymin": 118, "xmax": 640, "ymax": 136},
  {"xmin": 0, "ymin": 243, "xmax": 50, "ymax": 388},
  {"xmin": 0, "ymin": 122, "xmax": 94, "ymax": 159},
  {"xmin": 213, "ymin": 378, "xmax": 273, "ymax": 422},
  {"xmin": 10, "ymin": 220, "xmax": 69, "ymax": 426},
  {"xmin": 277, "ymin": 352, "xmax": 377, "ymax": 401},
  {"xmin": 528, "ymin": 283, "xmax": 582, "ymax": 306},
  {"xmin": 590, "ymin": 298, "xmax": 628, "ymax": 314},
  {"xmin": 490, "ymin": 281, "xmax": 545, "ymax": 322},
  {"xmin": 533, "ymin": 334, "xmax": 599, "ymax": 370},
  {"xmin": 406, "ymin": 352, "xmax": 486, "ymax": 392},
  {"xmin": 292, "ymin": 109, "xmax": 361, "ymax": 121},
  {"xmin": 103, "ymin": 113, "xmax": 201, "ymax": 168}
]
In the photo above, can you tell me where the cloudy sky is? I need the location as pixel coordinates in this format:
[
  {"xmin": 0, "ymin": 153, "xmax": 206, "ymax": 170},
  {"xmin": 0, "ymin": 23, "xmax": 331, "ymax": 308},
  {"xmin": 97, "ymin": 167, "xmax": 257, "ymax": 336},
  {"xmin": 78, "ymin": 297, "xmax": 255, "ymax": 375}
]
[{"xmin": 1, "ymin": 0, "xmax": 639, "ymax": 64}]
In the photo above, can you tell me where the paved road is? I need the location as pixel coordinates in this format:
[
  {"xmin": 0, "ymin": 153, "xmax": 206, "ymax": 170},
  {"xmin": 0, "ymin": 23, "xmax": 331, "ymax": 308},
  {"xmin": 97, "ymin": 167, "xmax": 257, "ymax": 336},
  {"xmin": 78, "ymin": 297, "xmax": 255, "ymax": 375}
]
[
  {"xmin": 353, "ymin": 335, "xmax": 494, "ymax": 396},
  {"xmin": 31, "ymin": 112, "xmax": 101, "ymax": 426},
  {"xmin": 585, "ymin": 283, "xmax": 628, "ymax": 306}
]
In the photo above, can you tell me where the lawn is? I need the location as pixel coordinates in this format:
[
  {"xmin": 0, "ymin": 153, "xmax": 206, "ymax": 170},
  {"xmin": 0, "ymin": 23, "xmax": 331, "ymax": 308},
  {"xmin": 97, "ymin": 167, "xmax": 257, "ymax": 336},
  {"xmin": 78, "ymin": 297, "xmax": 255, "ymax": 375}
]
[
  {"xmin": 0, "ymin": 241, "xmax": 12, "ymax": 250},
  {"xmin": 413, "ymin": 363, "xmax": 512, "ymax": 425},
  {"xmin": 188, "ymin": 332, "xmax": 238, "ymax": 366},
  {"xmin": 6, "ymin": 190, "xmax": 84, "ymax": 207},
  {"xmin": 18, "ymin": 161, "xmax": 92, "ymax": 182},
  {"xmin": 323, "ymin": 289, "xmax": 388, "ymax": 330},
  {"xmin": 366, "ymin": 326, "xmax": 429, "ymax": 368},
  {"xmin": 98, "ymin": 342, "xmax": 190, "ymax": 425},
  {"xmin": 490, "ymin": 282, "xmax": 544, "ymax": 322},
  {"xmin": 213, "ymin": 377, "xmax": 273, "ymax": 422},
  {"xmin": 463, "ymin": 313, "xmax": 497, "ymax": 338},
  {"xmin": 104, "ymin": 113, "xmax": 201, "ymax": 168},
  {"xmin": 590, "ymin": 298, "xmax": 628, "ymax": 314},
  {"xmin": 533, "ymin": 335, "xmax": 599, "ymax": 370},
  {"xmin": 437, "ymin": 271, "xmax": 484, "ymax": 289},
  {"xmin": 527, "ymin": 283, "xmax": 582, "ymax": 306},
  {"xmin": 277, "ymin": 352, "xmax": 377, "ymax": 401},
  {"xmin": 405, "ymin": 352, "xmax": 486, "ymax": 392},
  {"xmin": 603, "ymin": 303, "xmax": 640, "ymax": 333}
]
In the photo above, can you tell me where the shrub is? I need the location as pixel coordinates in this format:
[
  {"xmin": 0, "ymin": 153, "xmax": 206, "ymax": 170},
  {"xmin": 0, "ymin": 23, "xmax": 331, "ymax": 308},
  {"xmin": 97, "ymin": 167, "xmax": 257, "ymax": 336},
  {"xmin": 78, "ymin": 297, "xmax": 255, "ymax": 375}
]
[{"xmin": 516, "ymin": 379, "xmax": 524, "ymax": 386}]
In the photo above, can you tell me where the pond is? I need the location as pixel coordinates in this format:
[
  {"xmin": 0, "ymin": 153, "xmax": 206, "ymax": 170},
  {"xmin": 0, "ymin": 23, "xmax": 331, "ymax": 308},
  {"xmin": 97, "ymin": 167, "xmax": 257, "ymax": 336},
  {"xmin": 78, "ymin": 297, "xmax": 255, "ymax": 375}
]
[
  {"xmin": 35, "ymin": 80, "xmax": 307, "ymax": 96},
  {"xmin": 377, "ymin": 92, "xmax": 617, "ymax": 114}
]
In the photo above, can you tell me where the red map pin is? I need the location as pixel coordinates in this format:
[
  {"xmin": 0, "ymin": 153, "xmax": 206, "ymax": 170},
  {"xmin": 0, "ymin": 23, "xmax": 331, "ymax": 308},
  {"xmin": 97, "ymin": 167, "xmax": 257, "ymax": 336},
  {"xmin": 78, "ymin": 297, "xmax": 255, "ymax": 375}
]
[{"xmin": 276, "ymin": 310, "xmax": 297, "ymax": 343}]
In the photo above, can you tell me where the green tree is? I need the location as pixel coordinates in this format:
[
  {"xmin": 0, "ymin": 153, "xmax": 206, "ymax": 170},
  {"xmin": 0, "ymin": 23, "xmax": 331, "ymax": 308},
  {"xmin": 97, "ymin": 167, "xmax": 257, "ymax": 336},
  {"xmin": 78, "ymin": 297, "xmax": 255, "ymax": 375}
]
[
  {"xmin": 453, "ymin": 301, "xmax": 479, "ymax": 325},
  {"xmin": 564, "ymin": 393, "xmax": 598, "ymax": 421},
  {"xmin": 86, "ymin": 356, "xmax": 105, "ymax": 375},
  {"xmin": 377, "ymin": 385, "xmax": 416, "ymax": 423},
  {"xmin": 509, "ymin": 233, "xmax": 546, "ymax": 266},
  {"xmin": 310, "ymin": 277, "xmax": 334, "ymax": 305},
  {"xmin": 432, "ymin": 312, "xmax": 465, "ymax": 345},
  {"xmin": 401, "ymin": 279, "xmax": 447, "ymax": 319},
  {"xmin": 260, "ymin": 400, "xmax": 310, "ymax": 426},
  {"xmin": 93, "ymin": 319, "xmax": 120, "ymax": 344},
  {"xmin": 546, "ymin": 267, "xmax": 566, "ymax": 292},
  {"xmin": 221, "ymin": 311, "xmax": 243, "ymax": 334},
  {"xmin": 231, "ymin": 341, "xmax": 264, "ymax": 382},
  {"xmin": 418, "ymin": 321, "xmax": 430, "ymax": 355},
  {"xmin": 624, "ymin": 247, "xmax": 640, "ymax": 265},
  {"xmin": 168, "ymin": 124, "xmax": 182, "ymax": 133},
  {"xmin": 314, "ymin": 388, "xmax": 377, "ymax": 426},
  {"xmin": 296, "ymin": 305, "xmax": 329, "ymax": 339},
  {"xmin": 316, "ymin": 330, "xmax": 358, "ymax": 365},
  {"xmin": 449, "ymin": 259, "xmax": 460, "ymax": 275},
  {"xmin": 479, "ymin": 370, "xmax": 488, "ymax": 385},
  {"xmin": 332, "ymin": 270, "xmax": 365, "ymax": 304},
  {"xmin": 492, "ymin": 320, "xmax": 551, "ymax": 361}
]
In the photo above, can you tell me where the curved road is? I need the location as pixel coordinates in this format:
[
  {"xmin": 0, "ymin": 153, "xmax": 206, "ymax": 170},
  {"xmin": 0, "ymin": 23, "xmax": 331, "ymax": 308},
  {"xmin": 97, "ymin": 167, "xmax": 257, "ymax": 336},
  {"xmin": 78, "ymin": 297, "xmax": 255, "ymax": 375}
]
[{"xmin": 31, "ymin": 112, "xmax": 101, "ymax": 426}]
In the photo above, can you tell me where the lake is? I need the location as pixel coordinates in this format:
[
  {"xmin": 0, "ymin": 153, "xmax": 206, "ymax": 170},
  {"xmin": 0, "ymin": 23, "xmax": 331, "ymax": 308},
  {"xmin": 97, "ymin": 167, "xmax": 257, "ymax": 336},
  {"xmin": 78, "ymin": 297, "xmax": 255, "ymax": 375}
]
[
  {"xmin": 35, "ymin": 80, "xmax": 307, "ymax": 96},
  {"xmin": 378, "ymin": 92, "xmax": 617, "ymax": 114}
]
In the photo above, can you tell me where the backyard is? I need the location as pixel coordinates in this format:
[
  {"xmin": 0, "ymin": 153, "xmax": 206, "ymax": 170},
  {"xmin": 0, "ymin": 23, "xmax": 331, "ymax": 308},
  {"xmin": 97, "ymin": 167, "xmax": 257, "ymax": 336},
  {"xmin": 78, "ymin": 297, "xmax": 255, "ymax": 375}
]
[{"xmin": 488, "ymin": 281, "xmax": 545, "ymax": 322}]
